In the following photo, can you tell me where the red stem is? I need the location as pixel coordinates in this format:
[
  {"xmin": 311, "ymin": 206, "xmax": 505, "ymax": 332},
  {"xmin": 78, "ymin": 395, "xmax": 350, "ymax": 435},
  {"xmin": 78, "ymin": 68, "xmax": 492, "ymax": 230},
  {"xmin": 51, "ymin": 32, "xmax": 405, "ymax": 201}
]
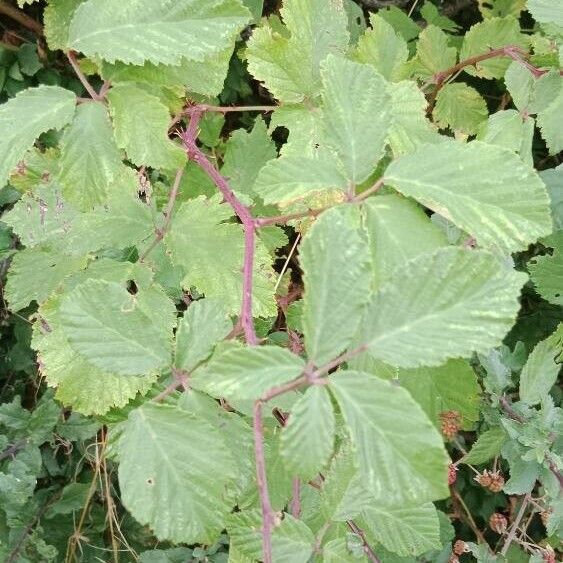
[{"xmin": 253, "ymin": 401, "xmax": 274, "ymax": 563}]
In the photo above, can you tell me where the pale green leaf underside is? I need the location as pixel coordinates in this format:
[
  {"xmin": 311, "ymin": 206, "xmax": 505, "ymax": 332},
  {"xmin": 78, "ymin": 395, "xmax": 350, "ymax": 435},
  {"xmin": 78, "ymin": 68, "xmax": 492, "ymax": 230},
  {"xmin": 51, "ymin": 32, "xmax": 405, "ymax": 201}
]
[
  {"xmin": 527, "ymin": 0, "xmax": 563, "ymax": 27},
  {"xmin": 384, "ymin": 139, "xmax": 552, "ymax": 253},
  {"xmin": 194, "ymin": 345, "xmax": 304, "ymax": 402},
  {"xmin": 68, "ymin": 0, "xmax": 251, "ymax": 65},
  {"xmin": 280, "ymin": 385, "xmax": 335, "ymax": 479},
  {"xmin": 0, "ymin": 85, "xmax": 75, "ymax": 188},
  {"xmin": 300, "ymin": 206, "xmax": 371, "ymax": 365},
  {"xmin": 519, "ymin": 323, "xmax": 562, "ymax": 405},
  {"xmin": 174, "ymin": 299, "xmax": 233, "ymax": 373},
  {"xmin": 330, "ymin": 371, "xmax": 449, "ymax": 506},
  {"xmin": 59, "ymin": 279, "xmax": 175, "ymax": 376},
  {"xmin": 361, "ymin": 502, "xmax": 441, "ymax": 556},
  {"xmin": 44, "ymin": 0, "xmax": 84, "ymax": 51},
  {"xmin": 119, "ymin": 403, "xmax": 236, "ymax": 544},
  {"xmin": 58, "ymin": 101, "xmax": 124, "ymax": 210},
  {"xmin": 361, "ymin": 247, "xmax": 527, "ymax": 368}
]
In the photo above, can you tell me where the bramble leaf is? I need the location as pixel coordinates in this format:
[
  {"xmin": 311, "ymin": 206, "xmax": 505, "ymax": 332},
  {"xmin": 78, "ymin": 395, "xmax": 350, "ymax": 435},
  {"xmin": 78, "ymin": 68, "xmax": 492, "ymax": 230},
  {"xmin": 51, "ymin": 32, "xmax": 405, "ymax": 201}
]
[
  {"xmin": 384, "ymin": 139, "xmax": 552, "ymax": 253},
  {"xmin": 529, "ymin": 232, "xmax": 563, "ymax": 306},
  {"xmin": 433, "ymin": 83, "xmax": 488, "ymax": 135}
]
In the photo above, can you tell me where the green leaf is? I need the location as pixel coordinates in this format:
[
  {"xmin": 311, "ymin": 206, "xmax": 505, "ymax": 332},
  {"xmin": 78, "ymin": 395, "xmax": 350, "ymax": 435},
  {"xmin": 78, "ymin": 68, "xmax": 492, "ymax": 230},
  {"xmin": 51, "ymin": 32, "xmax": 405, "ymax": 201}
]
[
  {"xmin": 58, "ymin": 101, "xmax": 125, "ymax": 210},
  {"xmin": 5, "ymin": 247, "xmax": 87, "ymax": 311},
  {"xmin": 387, "ymin": 80, "xmax": 443, "ymax": 156},
  {"xmin": 32, "ymin": 296, "xmax": 156, "ymax": 415},
  {"xmin": 478, "ymin": 0, "xmax": 525, "ymax": 18},
  {"xmin": 321, "ymin": 538, "xmax": 361, "ymax": 562},
  {"xmin": 164, "ymin": 196, "xmax": 277, "ymax": 317},
  {"xmin": 433, "ymin": 83, "xmax": 488, "ymax": 135},
  {"xmin": 420, "ymin": 1, "xmax": 459, "ymax": 32},
  {"xmin": 0, "ymin": 85, "xmax": 75, "ymax": 188},
  {"xmin": 363, "ymin": 194, "xmax": 448, "ymax": 290},
  {"xmin": 537, "ymin": 78, "xmax": 563, "ymax": 155},
  {"xmin": 221, "ymin": 118, "xmax": 277, "ymax": 200},
  {"xmin": 360, "ymin": 503, "xmax": 441, "ymax": 557},
  {"xmin": 360, "ymin": 248, "xmax": 527, "ymax": 368},
  {"xmin": 407, "ymin": 25, "xmax": 457, "ymax": 79},
  {"xmin": 320, "ymin": 55, "xmax": 391, "ymax": 184},
  {"xmin": 519, "ymin": 324, "xmax": 563, "ymax": 405},
  {"xmin": 119, "ymin": 403, "xmax": 236, "ymax": 543},
  {"xmin": 107, "ymin": 83, "xmax": 185, "ymax": 170},
  {"xmin": 194, "ymin": 345, "xmax": 304, "ymax": 402},
  {"xmin": 59, "ymin": 279, "xmax": 175, "ymax": 376},
  {"xmin": 399, "ymin": 359, "xmax": 481, "ymax": 431},
  {"xmin": 460, "ymin": 17, "xmax": 527, "ymax": 79},
  {"xmin": 44, "ymin": 0, "xmax": 84, "ymax": 51},
  {"xmin": 384, "ymin": 139, "xmax": 552, "ymax": 253},
  {"xmin": 329, "ymin": 371, "xmax": 449, "ymax": 505},
  {"xmin": 68, "ymin": 0, "xmax": 250, "ymax": 65},
  {"xmin": 280, "ymin": 385, "xmax": 335, "ymax": 479},
  {"xmin": 227, "ymin": 511, "xmax": 314, "ymax": 563},
  {"xmin": 246, "ymin": 0, "xmax": 349, "ymax": 102},
  {"xmin": 527, "ymin": 0, "xmax": 563, "ymax": 27},
  {"xmin": 353, "ymin": 14, "xmax": 408, "ymax": 82},
  {"xmin": 529, "ymin": 233, "xmax": 563, "ymax": 306},
  {"xmin": 541, "ymin": 164, "xmax": 563, "ymax": 230},
  {"xmin": 464, "ymin": 426, "xmax": 507, "ymax": 464},
  {"xmin": 174, "ymin": 299, "xmax": 233, "ymax": 373},
  {"xmin": 300, "ymin": 206, "xmax": 371, "ymax": 365}
]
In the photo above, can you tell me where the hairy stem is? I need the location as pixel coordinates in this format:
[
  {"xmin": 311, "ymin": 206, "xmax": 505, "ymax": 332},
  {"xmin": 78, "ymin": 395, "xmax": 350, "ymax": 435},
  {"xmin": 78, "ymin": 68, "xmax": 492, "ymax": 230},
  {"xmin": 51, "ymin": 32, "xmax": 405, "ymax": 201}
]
[
  {"xmin": 139, "ymin": 167, "xmax": 185, "ymax": 263},
  {"xmin": 181, "ymin": 116, "xmax": 258, "ymax": 346},
  {"xmin": 253, "ymin": 401, "xmax": 274, "ymax": 563},
  {"xmin": 67, "ymin": 51, "xmax": 102, "ymax": 101},
  {"xmin": 0, "ymin": 1, "xmax": 42, "ymax": 34},
  {"xmin": 501, "ymin": 494, "xmax": 531, "ymax": 556}
]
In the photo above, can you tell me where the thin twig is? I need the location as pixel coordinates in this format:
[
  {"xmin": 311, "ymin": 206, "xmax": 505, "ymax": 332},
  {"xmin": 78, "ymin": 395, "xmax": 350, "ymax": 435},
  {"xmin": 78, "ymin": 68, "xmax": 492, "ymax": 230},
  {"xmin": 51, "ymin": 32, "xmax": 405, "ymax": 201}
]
[
  {"xmin": 346, "ymin": 520, "xmax": 381, "ymax": 563},
  {"xmin": 185, "ymin": 104, "xmax": 278, "ymax": 115},
  {"xmin": 452, "ymin": 489, "xmax": 489, "ymax": 546},
  {"xmin": 353, "ymin": 178, "xmax": 385, "ymax": 202},
  {"xmin": 501, "ymin": 494, "xmax": 530, "ymax": 556},
  {"xmin": 67, "ymin": 51, "xmax": 101, "ymax": 101},
  {"xmin": 255, "ymin": 207, "xmax": 327, "ymax": 228},
  {"xmin": 139, "ymin": 167, "xmax": 185, "ymax": 263},
  {"xmin": 253, "ymin": 401, "xmax": 274, "ymax": 563},
  {"xmin": 0, "ymin": 1, "xmax": 42, "ymax": 34},
  {"xmin": 181, "ymin": 116, "xmax": 258, "ymax": 346}
]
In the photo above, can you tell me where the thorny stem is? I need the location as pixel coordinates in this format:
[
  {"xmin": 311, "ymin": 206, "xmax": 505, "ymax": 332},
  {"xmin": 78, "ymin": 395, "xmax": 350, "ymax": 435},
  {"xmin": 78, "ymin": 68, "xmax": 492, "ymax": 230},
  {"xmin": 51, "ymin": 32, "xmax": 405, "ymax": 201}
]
[
  {"xmin": 501, "ymin": 493, "xmax": 531, "ymax": 556},
  {"xmin": 139, "ymin": 167, "xmax": 185, "ymax": 263},
  {"xmin": 67, "ymin": 51, "xmax": 102, "ymax": 101},
  {"xmin": 346, "ymin": 521, "xmax": 381, "ymax": 563},
  {"xmin": 253, "ymin": 401, "xmax": 274, "ymax": 563},
  {"xmin": 0, "ymin": 1, "xmax": 42, "ymax": 34}
]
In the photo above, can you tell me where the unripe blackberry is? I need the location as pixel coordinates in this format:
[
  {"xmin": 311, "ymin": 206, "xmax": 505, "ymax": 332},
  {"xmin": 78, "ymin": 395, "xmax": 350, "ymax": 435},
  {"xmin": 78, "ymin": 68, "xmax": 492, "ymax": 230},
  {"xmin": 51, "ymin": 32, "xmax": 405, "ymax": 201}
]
[
  {"xmin": 447, "ymin": 556, "xmax": 459, "ymax": 563},
  {"xmin": 541, "ymin": 546, "xmax": 556, "ymax": 563},
  {"xmin": 453, "ymin": 540, "xmax": 469, "ymax": 555},
  {"xmin": 440, "ymin": 410, "xmax": 461, "ymax": 440},
  {"xmin": 489, "ymin": 512, "xmax": 507, "ymax": 534},
  {"xmin": 487, "ymin": 470, "xmax": 505, "ymax": 492},
  {"xmin": 475, "ymin": 470, "xmax": 493, "ymax": 488}
]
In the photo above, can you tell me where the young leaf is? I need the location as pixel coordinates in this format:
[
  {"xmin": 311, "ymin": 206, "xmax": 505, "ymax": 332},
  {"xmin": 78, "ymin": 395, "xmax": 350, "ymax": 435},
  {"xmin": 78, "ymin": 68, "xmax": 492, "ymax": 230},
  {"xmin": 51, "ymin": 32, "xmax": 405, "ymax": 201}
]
[
  {"xmin": 433, "ymin": 83, "xmax": 488, "ymax": 135},
  {"xmin": 352, "ymin": 14, "xmax": 408, "ymax": 82},
  {"xmin": 360, "ymin": 503, "xmax": 441, "ymax": 557},
  {"xmin": 193, "ymin": 345, "xmax": 304, "ymax": 402},
  {"xmin": 330, "ymin": 370, "xmax": 449, "ymax": 505},
  {"xmin": 0, "ymin": 85, "xmax": 75, "ymax": 188},
  {"xmin": 118, "ymin": 403, "xmax": 236, "ymax": 544},
  {"xmin": 320, "ymin": 55, "xmax": 391, "ymax": 184},
  {"xmin": 399, "ymin": 359, "xmax": 481, "ymax": 431},
  {"xmin": 464, "ymin": 426, "xmax": 507, "ymax": 464},
  {"xmin": 174, "ymin": 299, "xmax": 233, "ymax": 373},
  {"xmin": 363, "ymin": 194, "xmax": 448, "ymax": 290},
  {"xmin": 107, "ymin": 83, "xmax": 185, "ymax": 170},
  {"xmin": 384, "ymin": 139, "xmax": 552, "ymax": 253},
  {"xmin": 58, "ymin": 101, "xmax": 124, "ymax": 210},
  {"xmin": 280, "ymin": 385, "xmax": 336, "ymax": 480},
  {"xmin": 300, "ymin": 206, "xmax": 371, "ymax": 366},
  {"xmin": 246, "ymin": 0, "xmax": 349, "ymax": 102},
  {"xmin": 68, "ymin": 0, "xmax": 251, "ymax": 65},
  {"xmin": 519, "ymin": 324, "xmax": 563, "ymax": 405},
  {"xmin": 360, "ymin": 248, "xmax": 527, "ymax": 368},
  {"xmin": 407, "ymin": 25, "xmax": 457, "ymax": 79},
  {"xmin": 59, "ymin": 279, "xmax": 175, "ymax": 376}
]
